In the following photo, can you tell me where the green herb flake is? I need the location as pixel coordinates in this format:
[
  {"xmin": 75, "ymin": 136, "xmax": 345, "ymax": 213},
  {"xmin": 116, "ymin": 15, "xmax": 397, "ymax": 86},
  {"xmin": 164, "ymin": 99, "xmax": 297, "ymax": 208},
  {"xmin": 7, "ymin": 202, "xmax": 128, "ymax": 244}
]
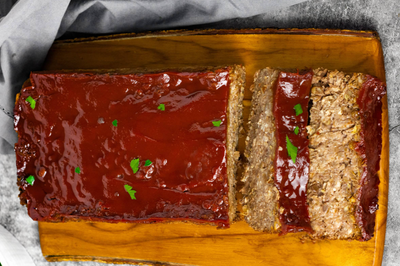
[
  {"xmin": 157, "ymin": 103, "xmax": 165, "ymax": 111},
  {"xmin": 75, "ymin": 167, "xmax": 81, "ymax": 174},
  {"xmin": 294, "ymin": 126, "xmax": 300, "ymax": 135},
  {"xmin": 144, "ymin": 159, "xmax": 152, "ymax": 166},
  {"xmin": 112, "ymin": 119, "xmax": 118, "ymax": 127},
  {"xmin": 294, "ymin": 104, "xmax": 303, "ymax": 116},
  {"xmin": 212, "ymin": 120, "xmax": 222, "ymax": 127},
  {"xmin": 130, "ymin": 158, "xmax": 140, "ymax": 174},
  {"xmin": 286, "ymin": 135, "xmax": 298, "ymax": 164},
  {"xmin": 124, "ymin": 184, "xmax": 137, "ymax": 200},
  {"xmin": 26, "ymin": 96, "xmax": 36, "ymax": 109},
  {"xmin": 26, "ymin": 175, "xmax": 35, "ymax": 186}
]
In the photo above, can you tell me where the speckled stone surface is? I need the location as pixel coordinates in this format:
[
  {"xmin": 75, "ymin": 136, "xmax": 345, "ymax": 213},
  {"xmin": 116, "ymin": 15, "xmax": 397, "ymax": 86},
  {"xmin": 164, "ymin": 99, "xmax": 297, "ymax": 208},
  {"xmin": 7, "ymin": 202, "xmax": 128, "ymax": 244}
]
[{"xmin": 0, "ymin": 0, "xmax": 399, "ymax": 265}]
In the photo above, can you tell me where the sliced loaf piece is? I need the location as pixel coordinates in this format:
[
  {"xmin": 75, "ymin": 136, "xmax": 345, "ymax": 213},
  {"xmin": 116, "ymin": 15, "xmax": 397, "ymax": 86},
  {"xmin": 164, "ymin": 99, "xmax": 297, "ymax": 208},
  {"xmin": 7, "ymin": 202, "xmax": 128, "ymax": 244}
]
[
  {"xmin": 242, "ymin": 68, "xmax": 314, "ymax": 234},
  {"xmin": 241, "ymin": 68, "xmax": 280, "ymax": 232},
  {"xmin": 307, "ymin": 68, "xmax": 386, "ymax": 240},
  {"xmin": 243, "ymin": 67, "xmax": 385, "ymax": 240}
]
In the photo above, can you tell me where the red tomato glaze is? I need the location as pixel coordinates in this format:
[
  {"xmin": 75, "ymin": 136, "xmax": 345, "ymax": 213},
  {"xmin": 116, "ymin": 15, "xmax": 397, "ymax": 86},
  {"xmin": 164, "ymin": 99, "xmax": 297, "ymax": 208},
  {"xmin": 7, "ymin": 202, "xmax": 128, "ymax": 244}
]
[
  {"xmin": 355, "ymin": 75, "xmax": 386, "ymax": 240},
  {"xmin": 14, "ymin": 69, "xmax": 231, "ymax": 227},
  {"xmin": 273, "ymin": 71, "xmax": 313, "ymax": 234}
]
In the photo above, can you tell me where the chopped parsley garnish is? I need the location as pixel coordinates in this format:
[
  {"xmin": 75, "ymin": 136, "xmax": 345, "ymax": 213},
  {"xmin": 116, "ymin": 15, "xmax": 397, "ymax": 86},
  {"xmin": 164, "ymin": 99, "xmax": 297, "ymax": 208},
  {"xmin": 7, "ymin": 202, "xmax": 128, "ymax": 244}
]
[
  {"xmin": 75, "ymin": 167, "xmax": 81, "ymax": 174},
  {"xmin": 26, "ymin": 175, "xmax": 35, "ymax": 186},
  {"xmin": 157, "ymin": 103, "xmax": 165, "ymax": 111},
  {"xmin": 130, "ymin": 158, "xmax": 140, "ymax": 174},
  {"xmin": 212, "ymin": 120, "xmax": 222, "ymax": 127},
  {"xmin": 124, "ymin": 184, "xmax": 137, "ymax": 200},
  {"xmin": 294, "ymin": 126, "xmax": 299, "ymax": 135},
  {"xmin": 294, "ymin": 104, "xmax": 303, "ymax": 116},
  {"xmin": 286, "ymin": 135, "xmax": 298, "ymax": 164},
  {"xmin": 112, "ymin": 119, "xmax": 118, "ymax": 127},
  {"xmin": 144, "ymin": 160, "xmax": 152, "ymax": 166},
  {"xmin": 26, "ymin": 96, "xmax": 36, "ymax": 109}
]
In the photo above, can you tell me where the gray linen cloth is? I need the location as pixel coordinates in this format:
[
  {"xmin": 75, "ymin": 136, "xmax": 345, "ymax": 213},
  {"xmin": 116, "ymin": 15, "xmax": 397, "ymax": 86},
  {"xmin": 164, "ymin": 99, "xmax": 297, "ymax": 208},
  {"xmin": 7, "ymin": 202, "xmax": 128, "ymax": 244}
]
[{"xmin": 0, "ymin": 0, "xmax": 307, "ymax": 154}]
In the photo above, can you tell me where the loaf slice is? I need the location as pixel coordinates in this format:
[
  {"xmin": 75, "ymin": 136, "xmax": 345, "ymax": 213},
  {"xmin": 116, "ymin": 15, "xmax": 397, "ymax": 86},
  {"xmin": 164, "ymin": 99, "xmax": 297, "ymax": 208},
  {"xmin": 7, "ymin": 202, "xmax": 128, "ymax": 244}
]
[
  {"xmin": 14, "ymin": 65, "xmax": 245, "ymax": 228},
  {"xmin": 242, "ymin": 68, "xmax": 314, "ymax": 234},
  {"xmin": 307, "ymin": 68, "xmax": 386, "ymax": 240},
  {"xmin": 241, "ymin": 68, "xmax": 280, "ymax": 232},
  {"xmin": 243, "ymin": 67, "xmax": 385, "ymax": 240}
]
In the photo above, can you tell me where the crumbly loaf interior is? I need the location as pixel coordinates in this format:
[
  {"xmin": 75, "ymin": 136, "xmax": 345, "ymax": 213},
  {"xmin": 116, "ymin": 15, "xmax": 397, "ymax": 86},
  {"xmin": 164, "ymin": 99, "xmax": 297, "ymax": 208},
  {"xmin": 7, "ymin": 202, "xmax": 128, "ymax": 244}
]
[
  {"xmin": 241, "ymin": 68, "xmax": 280, "ymax": 232},
  {"xmin": 307, "ymin": 68, "xmax": 365, "ymax": 239},
  {"xmin": 226, "ymin": 65, "xmax": 246, "ymax": 223}
]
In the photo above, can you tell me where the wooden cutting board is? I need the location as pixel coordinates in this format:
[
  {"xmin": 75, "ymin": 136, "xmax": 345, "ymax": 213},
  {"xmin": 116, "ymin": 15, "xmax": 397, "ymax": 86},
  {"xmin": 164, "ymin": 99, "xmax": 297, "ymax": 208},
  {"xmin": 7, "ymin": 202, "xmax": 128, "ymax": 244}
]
[{"xmin": 39, "ymin": 29, "xmax": 388, "ymax": 266}]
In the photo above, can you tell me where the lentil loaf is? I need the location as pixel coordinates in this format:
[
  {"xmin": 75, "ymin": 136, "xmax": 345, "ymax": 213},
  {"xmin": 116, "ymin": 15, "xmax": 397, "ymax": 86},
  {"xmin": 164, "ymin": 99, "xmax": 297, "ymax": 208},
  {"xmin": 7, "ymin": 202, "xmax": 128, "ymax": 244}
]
[
  {"xmin": 14, "ymin": 65, "xmax": 245, "ymax": 228},
  {"xmin": 243, "ymin": 67, "xmax": 386, "ymax": 240},
  {"xmin": 241, "ymin": 67, "xmax": 280, "ymax": 232},
  {"xmin": 307, "ymin": 68, "xmax": 386, "ymax": 240}
]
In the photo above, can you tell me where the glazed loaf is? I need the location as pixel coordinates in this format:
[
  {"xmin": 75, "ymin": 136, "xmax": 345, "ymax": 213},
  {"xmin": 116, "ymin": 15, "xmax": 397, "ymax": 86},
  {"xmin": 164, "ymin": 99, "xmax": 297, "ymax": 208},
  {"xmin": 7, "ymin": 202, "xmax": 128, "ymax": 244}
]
[
  {"xmin": 242, "ymin": 67, "xmax": 386, "ymax": 240},
  {"xmin": 14, "ymin": 66, "xmax": 245, "ymax": 228}
]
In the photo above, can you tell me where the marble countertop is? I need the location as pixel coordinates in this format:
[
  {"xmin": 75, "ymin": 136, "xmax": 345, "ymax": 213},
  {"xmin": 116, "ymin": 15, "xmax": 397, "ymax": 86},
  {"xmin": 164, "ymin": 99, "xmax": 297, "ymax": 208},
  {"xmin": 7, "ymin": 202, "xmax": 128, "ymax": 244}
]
[{"xmin": 1, "ymin": 0, "xmax": 399, "ymax": 265}]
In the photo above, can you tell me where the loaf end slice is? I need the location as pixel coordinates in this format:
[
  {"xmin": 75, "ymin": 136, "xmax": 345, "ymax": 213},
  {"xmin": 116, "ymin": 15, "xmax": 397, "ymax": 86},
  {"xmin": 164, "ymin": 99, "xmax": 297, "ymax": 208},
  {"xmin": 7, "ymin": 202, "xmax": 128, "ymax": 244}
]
[{"xmin": 307, "ymin": 68, "xmax": 385, "ymax": 240}]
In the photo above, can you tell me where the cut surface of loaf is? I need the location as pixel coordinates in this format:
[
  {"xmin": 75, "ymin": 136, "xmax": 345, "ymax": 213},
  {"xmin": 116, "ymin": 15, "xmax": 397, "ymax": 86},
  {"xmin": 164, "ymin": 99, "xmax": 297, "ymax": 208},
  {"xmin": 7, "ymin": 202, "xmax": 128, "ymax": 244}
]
[
  {"xmin": 243, "ymin": 67, "xmax": 385, "ymax": 240},
  {"xmin": 14, "ymin": 66, "xmax": 245, "ymax": 228},
  {"xmin": 307, "ymin": 69, "xmax": 365, "ymax": 239},
  {"xmin": 241, "ymin": 68, "xmax": 280, "ymax": 232},
  {"xmin": 308, "ymin": 68, "xmax": 385, "ymax": 240}
]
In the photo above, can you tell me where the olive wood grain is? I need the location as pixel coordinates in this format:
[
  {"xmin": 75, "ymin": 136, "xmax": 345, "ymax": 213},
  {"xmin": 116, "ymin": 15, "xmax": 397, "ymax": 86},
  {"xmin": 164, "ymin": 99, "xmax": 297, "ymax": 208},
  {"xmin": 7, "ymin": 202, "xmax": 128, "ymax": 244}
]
[{"xmin": 38, "ymin": 29, "xmax": 388, "ymax": 266}]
